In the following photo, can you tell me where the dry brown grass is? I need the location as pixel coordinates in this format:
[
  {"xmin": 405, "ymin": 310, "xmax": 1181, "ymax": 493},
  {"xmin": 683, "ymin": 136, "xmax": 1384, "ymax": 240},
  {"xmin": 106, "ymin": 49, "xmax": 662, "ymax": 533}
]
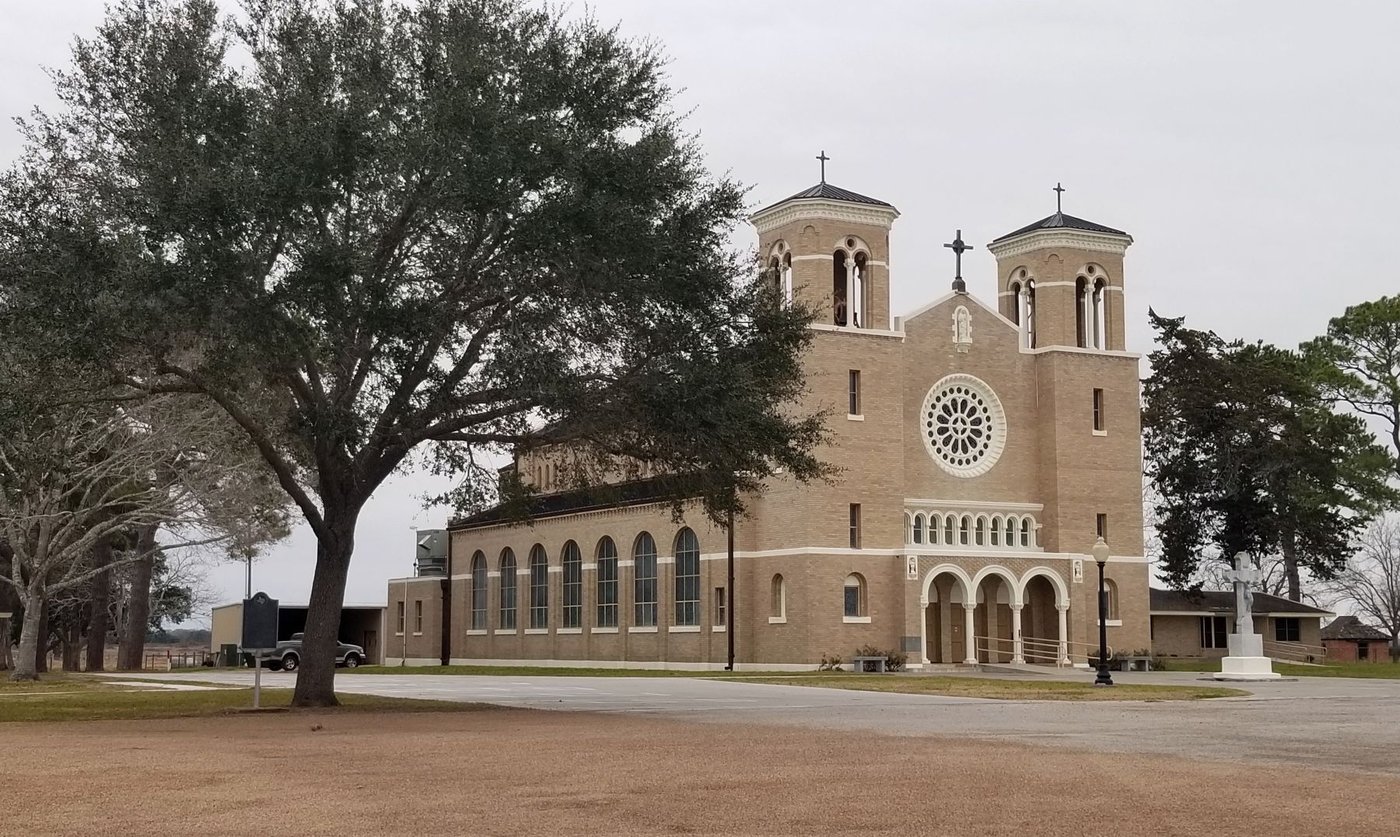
[{"xmin": 7, "ymin": 708, "xmax": 1399, "ymax": 836}]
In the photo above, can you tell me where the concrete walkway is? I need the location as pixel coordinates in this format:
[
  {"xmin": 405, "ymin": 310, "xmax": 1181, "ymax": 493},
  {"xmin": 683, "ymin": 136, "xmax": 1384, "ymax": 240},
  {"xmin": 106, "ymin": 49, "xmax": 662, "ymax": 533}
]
[{"xmin": 114, "ymin": 669, "xmax": 1400, "ymax": 776}]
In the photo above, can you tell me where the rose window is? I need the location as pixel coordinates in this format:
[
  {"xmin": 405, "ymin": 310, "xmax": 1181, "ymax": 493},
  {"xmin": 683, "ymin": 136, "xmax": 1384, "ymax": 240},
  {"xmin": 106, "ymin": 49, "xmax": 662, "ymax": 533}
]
[{"xmin": 921, "ymin": 375, "xmax": 1006, "ymax": 478}]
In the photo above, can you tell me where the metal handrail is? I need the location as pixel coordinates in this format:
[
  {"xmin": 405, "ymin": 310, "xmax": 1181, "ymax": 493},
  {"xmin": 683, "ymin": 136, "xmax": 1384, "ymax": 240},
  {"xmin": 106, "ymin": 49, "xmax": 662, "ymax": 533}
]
[
  {"xmin": 1262, "ymin": 639, "xmax": 1326, "ymax": 664},
  {"xmin": 971, "ymin": 634, "xmax": 1110, "ymax": 667}
]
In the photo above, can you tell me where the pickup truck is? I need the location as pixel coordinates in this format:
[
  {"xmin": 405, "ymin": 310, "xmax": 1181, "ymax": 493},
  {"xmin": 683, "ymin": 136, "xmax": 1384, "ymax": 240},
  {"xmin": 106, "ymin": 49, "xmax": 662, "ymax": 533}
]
[{"xmin": 260, "ymin": 633, "xmax": 367, "ymax": 671}]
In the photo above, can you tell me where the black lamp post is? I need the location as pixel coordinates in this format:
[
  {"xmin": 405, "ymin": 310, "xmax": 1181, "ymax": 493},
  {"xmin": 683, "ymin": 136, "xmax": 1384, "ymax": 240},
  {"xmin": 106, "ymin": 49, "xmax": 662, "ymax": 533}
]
[{"xmin": 1092, "ymin": 537, "xmax": 1114, "ymax": 686}]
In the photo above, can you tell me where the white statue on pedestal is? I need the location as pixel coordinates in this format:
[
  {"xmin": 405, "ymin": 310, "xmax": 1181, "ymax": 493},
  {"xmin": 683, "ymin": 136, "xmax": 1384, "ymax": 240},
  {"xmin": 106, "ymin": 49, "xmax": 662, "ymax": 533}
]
[{"xmin": 1214, "ymin": 551, "xmax": 1281, "ymax": 681}]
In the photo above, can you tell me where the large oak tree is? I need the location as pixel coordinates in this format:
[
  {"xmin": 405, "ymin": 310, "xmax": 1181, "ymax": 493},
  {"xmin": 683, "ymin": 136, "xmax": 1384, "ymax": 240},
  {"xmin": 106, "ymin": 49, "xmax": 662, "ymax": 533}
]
[
  {"xmin": 2, "ymin": 0, "xmax": 824, "ymax": 704},
  {"xmin": 1142, "ymin": 311, "xmax": 1394, "ymax": 599}
]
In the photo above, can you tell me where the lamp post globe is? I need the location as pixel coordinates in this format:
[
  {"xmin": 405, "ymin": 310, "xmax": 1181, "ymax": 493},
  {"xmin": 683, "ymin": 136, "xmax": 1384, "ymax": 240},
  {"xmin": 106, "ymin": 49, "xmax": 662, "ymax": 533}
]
[{"xmin": 1091, "ymin": 537, "xmax": 1114, "ymax": 687}]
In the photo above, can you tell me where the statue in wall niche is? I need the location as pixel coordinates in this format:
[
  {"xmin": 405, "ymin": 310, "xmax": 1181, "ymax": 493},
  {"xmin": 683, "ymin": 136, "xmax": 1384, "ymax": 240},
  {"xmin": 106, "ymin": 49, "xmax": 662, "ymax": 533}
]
[{"xmin": 953, "ymin": 305, "xmax": 972, "ymax": 353}]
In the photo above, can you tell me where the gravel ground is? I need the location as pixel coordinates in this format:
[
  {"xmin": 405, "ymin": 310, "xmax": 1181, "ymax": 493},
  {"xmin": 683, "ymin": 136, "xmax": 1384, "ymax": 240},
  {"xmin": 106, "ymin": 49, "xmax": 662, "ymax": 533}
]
[{"xmin": 6, "ymin": 708, "xmax": 1398, "ymax": 836}]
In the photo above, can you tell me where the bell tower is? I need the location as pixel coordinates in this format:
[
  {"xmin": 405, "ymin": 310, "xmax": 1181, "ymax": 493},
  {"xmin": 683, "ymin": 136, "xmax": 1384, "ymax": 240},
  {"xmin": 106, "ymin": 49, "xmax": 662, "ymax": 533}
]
[
  {"xmin": 986, "ymin": 187, "xmax": 1132, "ymax": 351},
  {"xmin": 749, "ymin": 156, "xmax": 899, "ymax": 331}
]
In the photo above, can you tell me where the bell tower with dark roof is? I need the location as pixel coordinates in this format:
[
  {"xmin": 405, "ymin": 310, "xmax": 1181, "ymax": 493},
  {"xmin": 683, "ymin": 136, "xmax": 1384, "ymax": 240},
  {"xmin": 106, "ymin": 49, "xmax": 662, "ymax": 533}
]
[
  {"xmin": 986, "ymin": 198, "xmax": 1133, "ymax": 351},
  {"xmin": 749, "ymin": 177, "xmax": 899, "ymax": 331}
]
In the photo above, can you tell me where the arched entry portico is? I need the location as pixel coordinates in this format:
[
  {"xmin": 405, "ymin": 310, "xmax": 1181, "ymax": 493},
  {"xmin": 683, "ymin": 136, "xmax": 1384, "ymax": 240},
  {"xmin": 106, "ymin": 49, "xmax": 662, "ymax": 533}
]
[
  {"xmin": 971, "ymin": 566, "xmax": 1019, "ymax": 663},
  {"xmin": 920, "ymin": 565, "xmax": 974, "ymax": 664}
]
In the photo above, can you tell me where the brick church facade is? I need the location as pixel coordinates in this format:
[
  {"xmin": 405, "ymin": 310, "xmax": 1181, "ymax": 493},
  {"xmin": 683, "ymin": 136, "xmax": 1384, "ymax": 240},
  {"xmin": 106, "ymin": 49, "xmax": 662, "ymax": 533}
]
[{"xmin": 387, "ymin": 178, "xmax": 1152, "ymax": 670}]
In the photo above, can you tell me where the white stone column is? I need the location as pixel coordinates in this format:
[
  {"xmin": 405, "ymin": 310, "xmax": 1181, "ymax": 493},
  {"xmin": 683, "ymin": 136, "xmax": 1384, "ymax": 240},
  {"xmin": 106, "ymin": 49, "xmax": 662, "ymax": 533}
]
[
  {"xmin": 918, "ymin": 597, "xmax": 930, "ymax": 665},
  {"xmin": 963, "ymin": 603, "xmax": 977, "ymax": 664},
  {"xmin": 1056, "ymin": 603, "xmax": 1070, "ymax": 666},
  {"xmin": 1011, "ymin": 604, "xmax": 1025, "ymax": 664}
]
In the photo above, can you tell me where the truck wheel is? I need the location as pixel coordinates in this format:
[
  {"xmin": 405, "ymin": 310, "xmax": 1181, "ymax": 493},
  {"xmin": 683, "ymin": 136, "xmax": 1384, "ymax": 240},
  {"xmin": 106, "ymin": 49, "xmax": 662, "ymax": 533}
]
[{"xmin": 280, "ymin": 654, "xmax": 299, "ymax": 672}]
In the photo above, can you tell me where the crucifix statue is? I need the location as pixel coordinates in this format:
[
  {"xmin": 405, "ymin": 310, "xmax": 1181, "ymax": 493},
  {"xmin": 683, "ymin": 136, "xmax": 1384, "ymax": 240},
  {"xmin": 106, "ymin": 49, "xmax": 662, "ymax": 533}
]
[
  {"xmin": 1221, "ymin": 551, "xmax": 1260, "ymax": 636},
  {"xmin": 944, "ymin": 230, "xmax": 972, "ymax": 293},
  {"xmin": 1053, "ymin": 182, "xmax": 1065, "ymax": 213},
  {"xmin": 816, "ymin": 150, "xmax": 830, "ymax": 184}
]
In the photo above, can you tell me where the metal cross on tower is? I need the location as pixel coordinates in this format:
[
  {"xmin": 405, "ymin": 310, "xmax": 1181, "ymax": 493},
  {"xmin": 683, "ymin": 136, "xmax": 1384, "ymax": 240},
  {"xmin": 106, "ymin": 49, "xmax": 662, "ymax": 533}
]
[
  {"xmin": 944, "ymin": 229, "xmax": 973, "ymax": 293},
  {"xmin": 816, "ymin": 150, "xmax": 830, "ymax": 184},
  {"xmin": 1054, "ymin": 182, "xmax": 1066, "ymax": 213}
]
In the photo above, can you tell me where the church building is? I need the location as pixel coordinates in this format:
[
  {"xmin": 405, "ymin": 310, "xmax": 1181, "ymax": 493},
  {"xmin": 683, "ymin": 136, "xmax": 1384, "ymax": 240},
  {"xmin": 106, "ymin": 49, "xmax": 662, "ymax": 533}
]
[{"xmin": 386, "ymin": 174, "xmax": 1152, "ymax": 670}]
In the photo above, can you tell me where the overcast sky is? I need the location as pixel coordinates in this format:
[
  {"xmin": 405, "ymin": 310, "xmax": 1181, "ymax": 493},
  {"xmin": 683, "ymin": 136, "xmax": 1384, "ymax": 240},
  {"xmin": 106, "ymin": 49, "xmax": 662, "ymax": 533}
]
[{"xmin": 3, "ymin": 2, "xmax": 1397, "ymax": 623}]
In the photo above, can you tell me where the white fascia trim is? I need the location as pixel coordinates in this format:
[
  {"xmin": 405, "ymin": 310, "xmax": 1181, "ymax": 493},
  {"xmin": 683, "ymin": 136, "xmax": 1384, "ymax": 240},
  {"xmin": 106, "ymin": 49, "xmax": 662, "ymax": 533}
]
[
  {"xmin": 749, "ymin": 198, "xmax": 900, "ymax": 233},
  {"xmin": 791, "ymin": 255, "xmax": 886, "ymax": 267},
  {"xmin": 900, "ymin": 290, "xmax": 1019, "ymax": 334},
  {"xmin": 386, "ymin": 576, "xmax": 440, "ymax": 585},
  {"xmin": 1020, "ymin": 345, "xmax": 1142, "ymax": 360},
  {"xmin": 669, "ymin": 625, "xmax": 702, "ymax": 633},
  {"xmin": 911, "ymin": 548, "xmax": 1149, "ymax": 563},
  {"xmin": 843, "ymin": 616, "xmax": 873, "ymax": 624},
  {"xmin": 721, "ymin": 547, "xmax": 906, "ymax": 559},
  {"xmin": 905, "ymin": 498, "xmax": 1045, "ymax": 512},
  {"xmin": 444, "ymin": 658, "xmax": 817, "ymax": 673},
  {"xmin": 809, "ymin": 323, "xmax": 904, "ymax": 339},
  {"xmin": 1151, "ymin": 610, "xmax": 1334, "ymax": 618},
  {"xmin": 985, "ymin": 229, "xmax": 1133, "ymax": 259}
]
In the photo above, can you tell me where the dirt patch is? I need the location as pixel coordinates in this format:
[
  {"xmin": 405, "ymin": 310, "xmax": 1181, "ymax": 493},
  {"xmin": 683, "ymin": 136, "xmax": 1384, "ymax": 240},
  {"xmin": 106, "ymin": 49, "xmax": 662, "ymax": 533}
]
[{"xmin": 6, "ymin": 709, "xmax": 1397, "ymax": 836}]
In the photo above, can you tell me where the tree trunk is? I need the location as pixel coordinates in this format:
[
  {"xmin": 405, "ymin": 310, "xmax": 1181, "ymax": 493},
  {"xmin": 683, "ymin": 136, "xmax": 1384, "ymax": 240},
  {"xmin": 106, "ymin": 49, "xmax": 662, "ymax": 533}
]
[
  {"xmin": 86, "ymin": 538, "xmax": 113, "ymax": 672},
  {"xmin": 1280, "ymin": 527, "xmax": 1302, "ymax": 602},
  {"xmin": 34, "ymin": 597, "xmax": 49, "ymax": 674},
  {"xmin": 10, "ymin": 585, "xmax": 45, "ymax": 681},
  {"xmin": 117, "ymin": 524, "xmax": 158, "ymax": 671},
  {"xmin": 0, "ymin": 616, "xmax": 12, "ymax": 671},
  {"xmin": 292, "ymin": 513, "xmax": 357, "ymax": 707},
  {"xmin": 61, "ymin": 609, "xmax": 82, "ymax": 672}
]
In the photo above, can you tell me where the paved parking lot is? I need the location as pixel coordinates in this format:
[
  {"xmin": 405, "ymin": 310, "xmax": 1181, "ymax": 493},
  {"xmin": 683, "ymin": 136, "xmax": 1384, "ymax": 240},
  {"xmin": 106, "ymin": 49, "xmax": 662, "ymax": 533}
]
[{"xmin": 131, "ymin": 669, "xmax": 1400, "ymax": 775}]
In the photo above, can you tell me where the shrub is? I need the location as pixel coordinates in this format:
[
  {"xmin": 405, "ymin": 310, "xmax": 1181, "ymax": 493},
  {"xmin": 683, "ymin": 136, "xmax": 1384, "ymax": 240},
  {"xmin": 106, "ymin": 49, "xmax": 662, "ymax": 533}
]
[
  {"xmin": 853, "ymin": 644, "xmax": 907, "ymax": 672},
  {"xmin": 818, "ymin": 652, "xmax": 843, "ymax": 672}
]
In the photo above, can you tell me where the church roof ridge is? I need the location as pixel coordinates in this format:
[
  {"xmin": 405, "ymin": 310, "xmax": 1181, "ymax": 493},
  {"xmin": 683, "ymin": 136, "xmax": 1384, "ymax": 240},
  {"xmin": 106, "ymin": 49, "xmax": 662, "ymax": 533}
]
[
  {"xmin": 755, "ymin": 181, "xmax": 894, "ymax": 215},
  {"xmin": 991, "ymin": 210, "xmax": 1129, "ymax": 244}
]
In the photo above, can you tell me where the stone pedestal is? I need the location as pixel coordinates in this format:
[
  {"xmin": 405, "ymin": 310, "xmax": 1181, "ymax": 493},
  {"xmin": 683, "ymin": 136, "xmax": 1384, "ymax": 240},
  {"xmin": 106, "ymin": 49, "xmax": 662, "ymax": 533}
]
[{"xmin": 1213, "ymin": 633, "xmax": 1281, "ymax": 681}]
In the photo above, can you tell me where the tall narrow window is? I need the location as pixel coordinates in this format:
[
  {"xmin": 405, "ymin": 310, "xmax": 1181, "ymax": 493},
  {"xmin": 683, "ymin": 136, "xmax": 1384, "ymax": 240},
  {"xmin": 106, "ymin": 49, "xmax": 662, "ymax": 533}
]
[
  {"xmin": 413, "ymin": 600, "xmax": 423, "ymax": 634},
  {"xmin": 974, "ymin": 518, "xmax": 986, "ymax": 546},
  {"xmin": 1096, "ymin": 513, "xmax": 1109, "ymax": 542},
  {"xmin": 633, "ymin": 532, "xmax": 657, "ymax": 627},
  {"xmin": 832, "ymin": 249, "xmax": 849, "ymax": 326},
  {"xmin": 849, "ymin": 504, "xmax": 862, "ymax": 549},
  {"xmin": 960, "ymin": 516, "xmax": 971, "ymax": 546},
  {"xmin": 1004, "ymin": 517, "xmax": 1016, "ymax": 548},
  {"xmin": 470, "ymin": 551, "xmax": 487, "ymax": 630},
  {"xmin": 1093, "ymin": 278, "xmax": 1108, "ymax": 349},
  {"xmin": 945, "ymin": 516, "xmax": 956, "ymax": 546},
  {"xmin": 1201, "ymin": 616, "xmax": 1228, "ymax": 649},
  {"xmin": 770, "ymin": 574, "xmax": 786, "ymax": 619},
  {"xmin": 1075, "ymin": 277, "xmax": 1089, "ymax": 348},
  {"xmin": 713, "ymin": 587, "xmax": 727, "ymax": 626},
  {"xmin": 674, "ymin": 528, "xmax": 700, "ymax": 627},
  {"xmin": 396, "ymin": 601, "xmax": 405, "ymax": 634},
  {"xmin": 595, "ymin": 537, "xmax": 618, "ymax": 628},
  {"xmin": 1104, "ymin": 579, "xmax": 1120, "ymax": 621},
  {"xmin": 1020, "ymin": 519, "xmax": 1032, "ymax": 547},
  {"xmin": 848, "ymin": 370, "xmax": 862, "ymax": 415},
  {"xmin": 562, "ymin": 541, "xmax": 582, "ymax": 629},
  {"xmin": 853, "ymin": 251, "xmax": 869, "ymax": 328},
  {"xmin": 1093, "ymin": 388, "xmax": 1106, "ymax": 432},
  {"xmin": 1008, "ymin": 281, "xmax": 1022, "ymax": 325},
  {"xmin": 499, "ymin": 548, "xmax": 517, "ymax": 630},
  {"xmin": 844, "ymin": 573, "xmax": 867, "ymax": 618},
  {"xmin": 528, "ymin": 544, "xmax": 548, "ymax": 629},
  {"xmin": 912, "ymin": 514, "xmax": 924, "ymax": 545}
]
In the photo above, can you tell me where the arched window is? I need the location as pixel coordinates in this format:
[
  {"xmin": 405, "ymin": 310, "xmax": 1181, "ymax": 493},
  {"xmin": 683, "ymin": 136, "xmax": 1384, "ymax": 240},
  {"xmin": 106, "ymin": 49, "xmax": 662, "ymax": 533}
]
[
  {"xmin": 771, "ymin": 574, "xmax": 786, "ymax": 620},
  {"xmin": 1020, "ymin": 519, "xmax": 1032, "ymax": 548},
  {"xmin": 853, "ymin": 251, "xmax": 869, "ymax": 328},
  {"xmin": 469, "ymin": 551, "xmax": 487, "ymax": 630},
  {"xmin": 498, "ymin": 548, "xmax": 517, "ymax": 630},
  {"xmin": 832, "ymin": 248, "xmax": 849, "ymax": 326},
  {"xmin": 595, "ymin": 537, "xmax": 618, "ymax": 628},
  {"xmin": 929, "ymin": 514, "xmax": 942, "ymax": 545},
  {"xmin": 528, "ymin": 544, "xmax": 549, "ymax": 629},
  {"xmin": 633, "ymin": 532, "xmax": 657, "ymax": 627},
  {"xmin": 990, "ymin": 516, "xmax": 1002, "ymax": 547},
  {"xmin": 843, "ymin": 573, "xmax": 867, "ymax": 618},
  {"xmin": 1075, "ymin": 277, "xmax": 1090, "ymax": 348},
  {"xmin": 974, "ymin": 517, "xmax": 986, "ymax": 546},
  {"xmin": 768, "ymin": 243, "xmax": 794, "ymax": 305},
  {"xmin": 959, "ymin": 515, "xmax": 971, "ymax": 546},
  {"xmin": 1004, "ymin": 516, "xmax": 1017, "ymax": 548},
  {"xmin": 1093, "ymin": 277, "xmax": 1108, "ymax": 349},
  {"xmin": 673, "ymin": 528, "xmax": 700, "ymax": 626},
  {"xmin": 561, "ymin": 541, "xmax": 582, "ymax": 629},
  {"xmin": 944, "ymin": 515, "xmax": 955, "ymax": 546},
  {"xmin": 1104, "ymin": 578, "xmax": 1120, "ymax": 621},
  {"xmin": 913, "ymin": 514, "xmax": 925, "ymax": 545},
  {"xmin": 1024, "ymin": 280, "xmax": 1037, "ymax": 348},
  {"xmin": 1008, "ymin": 281, "xmax": 1022, "ymax": 325}
]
